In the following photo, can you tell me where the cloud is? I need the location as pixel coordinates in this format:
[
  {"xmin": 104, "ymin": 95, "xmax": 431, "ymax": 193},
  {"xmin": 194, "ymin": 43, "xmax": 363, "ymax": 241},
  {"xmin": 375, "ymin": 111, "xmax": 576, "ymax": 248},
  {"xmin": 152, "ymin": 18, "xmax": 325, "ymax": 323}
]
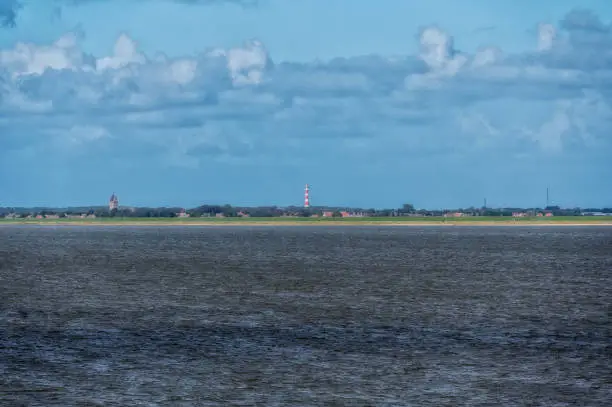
[
  {"xmin": 0, "ymin": 0, "xmax": 258, "ymax": 28},
  {"xmin": 1, "ymin": 8, "xmax": 612, "ymax": 207},
  {"xmin": 0, "ymin": 0, "xmax": 21, "ymax": 27},
  {"xmin": 560, "ymin": 9, "xmax": 609, "ymax": 33},
  {"xmin": 537, "ymin": 24, "xmax": 556, "ymax": 51},
  {"xmin": 63, "ymin": 0, "xmax": 260, "ymax": 7}
]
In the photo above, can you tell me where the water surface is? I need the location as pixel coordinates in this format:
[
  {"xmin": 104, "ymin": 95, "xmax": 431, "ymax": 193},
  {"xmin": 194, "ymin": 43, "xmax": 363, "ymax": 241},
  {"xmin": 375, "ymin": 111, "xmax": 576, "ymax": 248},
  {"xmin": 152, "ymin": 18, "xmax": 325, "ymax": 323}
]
[{"xmin": 1, "ymin": 226, "xmax": 610, "ymax": 406}]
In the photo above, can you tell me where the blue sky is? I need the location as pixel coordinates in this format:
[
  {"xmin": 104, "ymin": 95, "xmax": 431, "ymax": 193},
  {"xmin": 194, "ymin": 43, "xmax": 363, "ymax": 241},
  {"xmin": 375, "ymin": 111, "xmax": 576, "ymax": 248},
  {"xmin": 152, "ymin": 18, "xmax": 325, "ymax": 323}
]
[{"xmin": 1, "ymin": 0, "xmax": 611, "ymax": 209}]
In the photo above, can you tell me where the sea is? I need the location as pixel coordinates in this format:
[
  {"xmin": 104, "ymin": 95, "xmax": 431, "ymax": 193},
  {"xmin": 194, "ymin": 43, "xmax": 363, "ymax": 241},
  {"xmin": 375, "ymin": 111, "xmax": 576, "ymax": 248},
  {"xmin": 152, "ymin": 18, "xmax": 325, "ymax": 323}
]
[{"xmin": 0, "ymin": 226, "xmax": 610, "ymax": 406}]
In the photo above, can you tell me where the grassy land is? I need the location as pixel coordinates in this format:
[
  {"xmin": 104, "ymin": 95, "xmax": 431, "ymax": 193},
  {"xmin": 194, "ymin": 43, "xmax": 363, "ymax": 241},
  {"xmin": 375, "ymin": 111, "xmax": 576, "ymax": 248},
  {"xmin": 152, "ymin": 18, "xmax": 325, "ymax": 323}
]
[{"xmin": 1, "ymin": 216, "xmax": 611, "ymax": 225}]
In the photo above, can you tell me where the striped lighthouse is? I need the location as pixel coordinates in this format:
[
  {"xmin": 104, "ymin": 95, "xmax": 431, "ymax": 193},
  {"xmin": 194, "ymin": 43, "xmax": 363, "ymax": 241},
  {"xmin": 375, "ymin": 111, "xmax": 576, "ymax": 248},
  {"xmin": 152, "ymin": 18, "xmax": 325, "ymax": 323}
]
[{"xmin": 304, "ymin": 184, "xmax": 310, "ymax": 208}]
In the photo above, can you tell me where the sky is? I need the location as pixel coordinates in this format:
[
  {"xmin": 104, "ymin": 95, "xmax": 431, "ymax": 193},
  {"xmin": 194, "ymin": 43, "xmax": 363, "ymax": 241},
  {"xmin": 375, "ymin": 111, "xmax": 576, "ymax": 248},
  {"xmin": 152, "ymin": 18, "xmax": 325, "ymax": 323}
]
[{"xmin": 1, "ymin": 0, "xmax": 611, "ymax": 209}]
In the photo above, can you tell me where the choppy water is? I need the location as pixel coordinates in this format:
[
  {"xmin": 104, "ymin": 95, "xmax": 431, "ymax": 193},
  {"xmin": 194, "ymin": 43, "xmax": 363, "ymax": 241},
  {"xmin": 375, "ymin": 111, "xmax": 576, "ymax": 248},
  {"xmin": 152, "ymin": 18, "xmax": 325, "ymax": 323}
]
[{"xmin": 0, "ymin": 226, "xmax": 611, "ymax": 406}]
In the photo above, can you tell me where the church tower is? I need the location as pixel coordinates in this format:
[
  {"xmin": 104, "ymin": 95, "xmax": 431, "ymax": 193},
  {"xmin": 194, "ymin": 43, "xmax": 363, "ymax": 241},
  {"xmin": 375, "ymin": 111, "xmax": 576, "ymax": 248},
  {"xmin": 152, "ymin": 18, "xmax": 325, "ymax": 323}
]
[{"xmin": 109, "ymin": 193, "xmax": 119, "ymax": 211}]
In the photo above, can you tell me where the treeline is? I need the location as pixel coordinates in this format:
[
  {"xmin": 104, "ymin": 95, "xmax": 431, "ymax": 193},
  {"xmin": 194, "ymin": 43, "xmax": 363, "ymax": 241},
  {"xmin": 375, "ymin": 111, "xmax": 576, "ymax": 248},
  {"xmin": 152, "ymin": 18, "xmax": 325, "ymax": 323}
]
[
  {"xmin": 1, "ymin": 204, "xmax": 611, "ymax": 218},
  {"xmin": 0, "ymin": 207, "xmax": 186, "ymax": 218},
  {"xmin": 179, "ymin": 204, "xmax": 612, "ymax": 218}
]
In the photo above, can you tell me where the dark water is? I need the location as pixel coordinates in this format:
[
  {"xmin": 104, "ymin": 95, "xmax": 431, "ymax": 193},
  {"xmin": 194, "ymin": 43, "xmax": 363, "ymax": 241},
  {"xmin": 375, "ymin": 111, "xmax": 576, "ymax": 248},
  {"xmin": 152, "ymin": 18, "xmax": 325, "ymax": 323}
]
[{"xmin": 0, "ymin": 226, "xmax": 610, "ymax": 406}]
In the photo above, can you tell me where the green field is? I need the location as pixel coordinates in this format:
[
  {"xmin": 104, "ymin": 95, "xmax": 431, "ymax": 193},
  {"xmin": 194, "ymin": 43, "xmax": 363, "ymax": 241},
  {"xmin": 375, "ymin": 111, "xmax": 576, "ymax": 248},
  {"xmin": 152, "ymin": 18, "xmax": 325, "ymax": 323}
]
[{"xmin": 1, "ymin": 216, "xmax": 611, "ymax": 225}]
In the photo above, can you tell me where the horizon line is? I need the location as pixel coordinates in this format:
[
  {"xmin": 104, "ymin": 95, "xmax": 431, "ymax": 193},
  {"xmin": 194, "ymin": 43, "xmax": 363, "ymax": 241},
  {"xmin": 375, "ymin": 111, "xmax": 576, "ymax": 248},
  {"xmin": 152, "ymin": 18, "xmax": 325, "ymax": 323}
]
[{"xmin": 1, "ymin": 204, "xmax": 610, "ymax": 211}]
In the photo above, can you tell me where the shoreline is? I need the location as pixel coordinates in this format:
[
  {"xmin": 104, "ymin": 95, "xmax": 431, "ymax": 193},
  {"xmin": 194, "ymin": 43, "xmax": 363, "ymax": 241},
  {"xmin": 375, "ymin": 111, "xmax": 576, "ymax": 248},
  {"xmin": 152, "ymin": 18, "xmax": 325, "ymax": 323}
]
[{"xmin": 1, "ymin": 220, "xmax": 612, "ymax": 227}]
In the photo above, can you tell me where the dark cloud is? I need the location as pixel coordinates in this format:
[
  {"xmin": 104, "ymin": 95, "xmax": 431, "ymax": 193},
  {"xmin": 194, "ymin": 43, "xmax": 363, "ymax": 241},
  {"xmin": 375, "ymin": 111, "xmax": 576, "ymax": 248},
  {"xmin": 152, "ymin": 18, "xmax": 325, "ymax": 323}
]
[
  {"xmin": 0, "ymin": 0, "xmax": 21, "ymax": 27},
  {"xmin": 560, "ymin": 9, "xmax": 610, "ymax": 33},
  {"xmin": 67, "ymin": 0, "xmax": 258, "ymax": 5},
  {"xmin": 548, "ymin": 9, "xmax": 612, "ymax": 70},
  {"xmin": 0, "ymin": 0, "xmax": 258, "ymax": 28}
]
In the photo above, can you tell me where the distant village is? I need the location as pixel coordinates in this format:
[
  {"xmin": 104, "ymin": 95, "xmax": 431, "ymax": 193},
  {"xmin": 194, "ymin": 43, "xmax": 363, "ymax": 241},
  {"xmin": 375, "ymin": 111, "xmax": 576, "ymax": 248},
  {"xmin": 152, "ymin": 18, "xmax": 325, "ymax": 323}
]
[{"xmin": 1, "ymin": 189, "xmax": 610, "ymax": 219}]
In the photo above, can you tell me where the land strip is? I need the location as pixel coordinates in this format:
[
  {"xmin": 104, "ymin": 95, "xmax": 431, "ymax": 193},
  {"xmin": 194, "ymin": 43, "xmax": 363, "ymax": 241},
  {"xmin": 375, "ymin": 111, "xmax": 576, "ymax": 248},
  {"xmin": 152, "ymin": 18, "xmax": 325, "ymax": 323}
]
[{"xmin": 1, "ymin": 216, "xmax": 611, "ymax": 226}]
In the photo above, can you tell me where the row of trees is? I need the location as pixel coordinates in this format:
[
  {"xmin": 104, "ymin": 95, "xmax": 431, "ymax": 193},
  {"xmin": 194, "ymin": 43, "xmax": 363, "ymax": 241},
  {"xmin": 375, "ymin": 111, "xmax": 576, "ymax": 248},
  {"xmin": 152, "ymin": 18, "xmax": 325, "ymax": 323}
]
[{"xmin": 1, "ymin": 204, "xmax": 611, "ymax": 218}]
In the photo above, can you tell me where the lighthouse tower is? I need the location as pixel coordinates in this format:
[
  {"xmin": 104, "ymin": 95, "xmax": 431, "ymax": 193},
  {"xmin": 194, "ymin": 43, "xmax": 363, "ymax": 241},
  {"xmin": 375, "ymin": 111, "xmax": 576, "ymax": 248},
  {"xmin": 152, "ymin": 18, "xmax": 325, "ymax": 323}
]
[{"xmin": 304, "ymin": 184, "xmax": 310, "ymax": 208}]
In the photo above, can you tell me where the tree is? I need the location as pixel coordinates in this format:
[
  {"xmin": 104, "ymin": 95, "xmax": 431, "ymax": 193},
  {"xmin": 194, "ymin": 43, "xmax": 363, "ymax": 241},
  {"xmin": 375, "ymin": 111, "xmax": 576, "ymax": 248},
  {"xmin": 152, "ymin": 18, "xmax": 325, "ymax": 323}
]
[
  {"xmin": 296, "ymin": 209, "xmax": 311, "ymax": 217},
  {"xmin": 219, "ymin": 204, "xmax": 235, "ymax": 217},
  {"xmin": 401, "ymin": 203, "xmax": 415, "ymax": 214}
]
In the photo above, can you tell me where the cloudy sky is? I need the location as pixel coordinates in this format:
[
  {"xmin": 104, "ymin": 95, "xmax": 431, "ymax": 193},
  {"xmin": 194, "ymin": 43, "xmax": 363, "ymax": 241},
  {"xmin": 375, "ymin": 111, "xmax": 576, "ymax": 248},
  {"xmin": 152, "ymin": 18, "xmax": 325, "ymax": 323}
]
[{"xmin": 1, "ymin": 0, "xmax": 611, "ymax": 209}]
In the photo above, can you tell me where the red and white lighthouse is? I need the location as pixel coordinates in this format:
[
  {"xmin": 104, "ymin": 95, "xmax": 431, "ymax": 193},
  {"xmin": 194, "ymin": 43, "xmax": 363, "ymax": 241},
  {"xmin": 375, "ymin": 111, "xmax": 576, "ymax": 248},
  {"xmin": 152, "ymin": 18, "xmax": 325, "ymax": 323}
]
[{"xmin": 304, "ymin": 184, "xmax": 310, "ymax": 208}]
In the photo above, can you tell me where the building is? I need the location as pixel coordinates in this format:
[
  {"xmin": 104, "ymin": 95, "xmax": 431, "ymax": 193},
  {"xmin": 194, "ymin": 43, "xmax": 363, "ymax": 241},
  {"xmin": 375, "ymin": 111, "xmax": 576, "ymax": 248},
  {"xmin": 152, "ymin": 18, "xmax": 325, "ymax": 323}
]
[
  {"xmin": 176, "ymin": 209, "xmax": 190, "ymax": 218},
  {"xmin": 445, "ymin": 212, "xmax": 467, "ymax": 218},
  {"xmin": 109, "ymin": 193, "xmax": 119, "ymax": 211},
  {"xmin": 340, "ymin": 211, "xmax": 366, "ymax": 218}
]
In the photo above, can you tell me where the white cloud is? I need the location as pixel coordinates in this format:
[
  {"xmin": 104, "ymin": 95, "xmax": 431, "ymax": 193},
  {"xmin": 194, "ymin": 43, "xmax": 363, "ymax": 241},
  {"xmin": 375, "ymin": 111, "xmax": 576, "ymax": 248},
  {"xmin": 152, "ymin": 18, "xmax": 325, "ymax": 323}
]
[
  {"xmin": 96, "ymin": 33, "xmax": 145, "ymax": 71},
  {"xmin": 419, "ymin": 26, "xmax": 455, "ymax": 70},
  {"xmin": 0, "ymin": 33, "xmax": 87, "ymax": 76},
  {"xmin": 521, "ymin": 102, "xmax": 572, "ymax": 154},
  {"xmin": 472, "ymin": 47, "xmax": 502, "ymax": 68},
  {"xmin": 1, "ymin": 9, "xmax": 611, "ymax": 172},
  {"xmin": 417, "ymin": 26, "xmax": 468, "ymax": 77},
  {"xmin": 225, "ymin": 40, "xmax": 270, "ymax": 85},
  {"xmin": 167, "ymin": 59, "xmax": 198, "ymax": 85},
  {"xmin": 537, "ymin": 24, "xmax": 556, "ymax": 51}
]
